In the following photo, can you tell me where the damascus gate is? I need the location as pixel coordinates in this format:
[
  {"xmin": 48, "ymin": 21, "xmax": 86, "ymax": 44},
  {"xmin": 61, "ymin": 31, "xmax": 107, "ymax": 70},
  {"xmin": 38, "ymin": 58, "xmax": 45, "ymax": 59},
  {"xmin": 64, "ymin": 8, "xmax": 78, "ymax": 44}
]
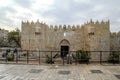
[{"xmin": 21, "ymin": 19, "xmax": 110, "ymax": 60}]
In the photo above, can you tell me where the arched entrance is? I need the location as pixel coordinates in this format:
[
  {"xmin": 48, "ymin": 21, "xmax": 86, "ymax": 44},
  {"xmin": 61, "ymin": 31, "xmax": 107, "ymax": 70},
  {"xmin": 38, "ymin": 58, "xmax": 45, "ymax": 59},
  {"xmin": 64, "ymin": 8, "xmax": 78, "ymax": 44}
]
[{"xmin": 60, "ymin": 39, "xmax": 70, "ymax": 58}]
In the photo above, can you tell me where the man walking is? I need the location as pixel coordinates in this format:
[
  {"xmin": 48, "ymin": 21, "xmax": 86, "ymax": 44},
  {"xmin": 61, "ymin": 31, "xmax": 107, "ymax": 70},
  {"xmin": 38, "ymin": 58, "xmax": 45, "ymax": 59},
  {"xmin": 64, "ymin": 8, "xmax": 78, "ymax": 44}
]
[{"xmin": 67, "ymin": 53, "xmax": 73, "ymax": 64}]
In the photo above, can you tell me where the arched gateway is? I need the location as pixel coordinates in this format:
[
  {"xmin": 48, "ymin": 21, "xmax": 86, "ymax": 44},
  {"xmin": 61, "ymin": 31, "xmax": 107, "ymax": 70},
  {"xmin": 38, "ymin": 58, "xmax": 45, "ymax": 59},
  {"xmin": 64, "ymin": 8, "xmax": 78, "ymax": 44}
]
[
  {"xmin": 21, "ymin": 20, "xmax": 110, "ymax": 62},
  {"xmin": 60, "ymin": 39, "xmax": 70, "ymax": 58}
]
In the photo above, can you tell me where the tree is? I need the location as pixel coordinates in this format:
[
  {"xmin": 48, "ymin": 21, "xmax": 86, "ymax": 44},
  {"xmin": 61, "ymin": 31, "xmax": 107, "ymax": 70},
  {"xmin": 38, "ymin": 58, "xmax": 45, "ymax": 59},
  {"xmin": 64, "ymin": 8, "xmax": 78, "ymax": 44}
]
[
  {"xmin": 8, "ymin": 28, "xmax": 21, "ymax": 47},
  {"xmin": 0, "ymin": 36, "xmax": 4, "ymax": 46}
]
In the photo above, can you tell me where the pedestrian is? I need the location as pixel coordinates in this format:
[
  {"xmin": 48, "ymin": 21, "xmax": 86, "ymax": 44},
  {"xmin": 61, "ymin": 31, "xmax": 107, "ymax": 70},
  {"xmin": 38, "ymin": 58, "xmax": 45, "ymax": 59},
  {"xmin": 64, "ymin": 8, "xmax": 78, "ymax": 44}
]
[
  {"xmin": 14, "ymin": 47, "xmax": 17, "ymax": 54},
  {"xmin": 5, "ymin": 48, "xmax": 10, "ymax": 62},
  {"xmin": 69, "ymin": 53, "xmax": 73, "ymax": 64},
  {"xmin": 6, "ymin": 49, "xmax": 9, "ymax": 56},
  {"xmin": 2, "ymin": 50, "xmax": 6, "ymax": 58},
  {"xmin": 67, "ymin": 53, "xmax": 73, "ymax": 64},
  {"xmin": 7, "ymin": 48, "xmax": 10, "ymax": 54}
]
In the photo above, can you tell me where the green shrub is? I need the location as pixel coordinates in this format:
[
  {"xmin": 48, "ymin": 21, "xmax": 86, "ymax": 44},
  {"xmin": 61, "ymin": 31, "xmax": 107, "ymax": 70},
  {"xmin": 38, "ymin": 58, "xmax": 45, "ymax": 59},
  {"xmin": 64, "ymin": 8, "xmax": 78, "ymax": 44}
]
[
  {"xmin": 6, "ymin": 53, "xmax": 14, "ymax": 61},
  {"xmin": 75, "ymin": 50, "xmax": 90, "ymax": 63},
  {"xmin": 108, "ymin": 52, "xmax": 120, "ymax": 63},
  {"xmin": 45, "ymin": 55, "xmax": 54, "ymax": 64}
]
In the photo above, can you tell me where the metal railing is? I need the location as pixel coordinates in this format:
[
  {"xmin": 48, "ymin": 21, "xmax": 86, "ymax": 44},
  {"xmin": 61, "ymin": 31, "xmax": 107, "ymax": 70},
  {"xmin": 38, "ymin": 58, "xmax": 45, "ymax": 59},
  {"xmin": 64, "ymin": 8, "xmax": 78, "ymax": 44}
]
[{"xmin": 0, "ymin": 50, "xmax": 120, "ymax": 65}]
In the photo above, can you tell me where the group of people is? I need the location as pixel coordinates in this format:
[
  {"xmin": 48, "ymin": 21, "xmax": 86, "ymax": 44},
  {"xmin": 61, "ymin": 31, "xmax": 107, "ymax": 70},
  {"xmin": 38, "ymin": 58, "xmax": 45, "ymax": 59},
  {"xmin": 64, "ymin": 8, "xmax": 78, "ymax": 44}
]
[{"xmin": 2, "ymin": 48, "xmax": 17, "ymax": 58}]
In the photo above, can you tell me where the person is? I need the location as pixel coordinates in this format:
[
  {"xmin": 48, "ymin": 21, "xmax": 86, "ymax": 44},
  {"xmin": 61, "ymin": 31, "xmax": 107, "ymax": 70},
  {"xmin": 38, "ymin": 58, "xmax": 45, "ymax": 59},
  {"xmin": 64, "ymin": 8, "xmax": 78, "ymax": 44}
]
[
  {"xmin": 13, "ymin": 47, "xmax": 17, "ymax": 54},
  {"xmin": 6, "ymin": 48, "xmax": 10, "ymax": 56},
  {"xmin": 2, "ymin": 50, "xmax": 6, "ymax": 58},
  {"xmin": 67, "ymin": 53, "xmax": 73, "ymax": 64},
  {"xmin": 5, "ymin": 48, "xmax": 10, "ymax": 62}
]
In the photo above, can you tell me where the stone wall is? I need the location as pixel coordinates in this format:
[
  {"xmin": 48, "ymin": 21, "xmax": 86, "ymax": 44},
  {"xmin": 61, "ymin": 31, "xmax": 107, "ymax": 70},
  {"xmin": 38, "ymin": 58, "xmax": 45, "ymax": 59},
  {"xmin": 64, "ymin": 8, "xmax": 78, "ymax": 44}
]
[
  {"xmin": 21, "ymin": 20, "xmax": 110, "ymax": 61},
  {"xmin": 21, "ymin": 20, "xmax": 110, "ymax": 51}
]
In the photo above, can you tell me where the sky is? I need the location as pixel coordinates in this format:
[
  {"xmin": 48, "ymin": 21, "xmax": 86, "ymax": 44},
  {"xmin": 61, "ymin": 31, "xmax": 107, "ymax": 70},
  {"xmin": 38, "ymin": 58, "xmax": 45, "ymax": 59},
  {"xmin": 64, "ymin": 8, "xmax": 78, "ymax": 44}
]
[{"xmin": 0, "ymin": 0, "xmax": 120, "ymax": 32}]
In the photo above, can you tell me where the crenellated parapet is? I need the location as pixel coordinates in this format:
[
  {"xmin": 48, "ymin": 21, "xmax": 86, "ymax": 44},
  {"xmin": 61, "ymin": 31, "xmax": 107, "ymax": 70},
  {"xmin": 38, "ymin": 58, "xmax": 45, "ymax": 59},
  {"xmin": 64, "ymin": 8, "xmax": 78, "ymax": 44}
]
[
  {"xmin": 48, "ymin": 24, "xmax": 82, "ymax": 31},
  {"xmin": 84, "ymin": 19, "xmax": 110, "ymax": 25},
  {"xmin": 22, "ymin": 20, "xmax": 47, "ymax": 27},
  {"xmin": 22, "ymin": 19, "xmax": 110, "ymax": 31}
]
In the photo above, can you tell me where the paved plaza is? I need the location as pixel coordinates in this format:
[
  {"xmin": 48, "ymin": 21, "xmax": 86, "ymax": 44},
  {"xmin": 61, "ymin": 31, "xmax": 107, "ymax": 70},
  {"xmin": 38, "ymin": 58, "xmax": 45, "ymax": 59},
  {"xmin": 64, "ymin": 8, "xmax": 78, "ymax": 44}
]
[{"xmin": 0, "ymin": 64, "xmax": 119, "ymax": 80}]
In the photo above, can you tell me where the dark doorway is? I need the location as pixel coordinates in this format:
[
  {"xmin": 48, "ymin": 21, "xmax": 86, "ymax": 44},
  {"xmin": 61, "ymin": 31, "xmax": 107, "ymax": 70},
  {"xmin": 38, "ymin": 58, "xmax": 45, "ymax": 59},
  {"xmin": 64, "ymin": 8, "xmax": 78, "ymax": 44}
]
[{"xmin": 61, "ymin": 46, "xmax": 69, "ymax": 58}]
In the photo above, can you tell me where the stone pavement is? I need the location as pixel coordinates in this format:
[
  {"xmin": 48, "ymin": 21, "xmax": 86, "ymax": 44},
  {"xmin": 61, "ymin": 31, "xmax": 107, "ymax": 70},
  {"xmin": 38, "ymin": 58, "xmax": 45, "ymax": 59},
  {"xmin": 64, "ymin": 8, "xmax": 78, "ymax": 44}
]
[{"xmin": 0, "ymin": 64, "xmax": 119, "ymax": 80}]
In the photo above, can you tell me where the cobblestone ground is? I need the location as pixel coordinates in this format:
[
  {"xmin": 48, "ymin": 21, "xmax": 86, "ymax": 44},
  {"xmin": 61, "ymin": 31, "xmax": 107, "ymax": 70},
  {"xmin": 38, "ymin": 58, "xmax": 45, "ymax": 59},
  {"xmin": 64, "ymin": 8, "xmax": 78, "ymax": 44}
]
[{"xmin": 0, "ymin": 64, "xmax": 119, "ymax": 80}]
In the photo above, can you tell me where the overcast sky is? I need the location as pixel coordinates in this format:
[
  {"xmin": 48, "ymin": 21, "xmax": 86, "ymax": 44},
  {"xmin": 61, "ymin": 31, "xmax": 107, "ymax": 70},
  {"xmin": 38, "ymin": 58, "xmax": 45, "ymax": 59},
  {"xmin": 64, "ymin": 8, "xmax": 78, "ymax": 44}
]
[{"xmin": 0, "ymin": 0, "xmax": 120, "ymax": 32}]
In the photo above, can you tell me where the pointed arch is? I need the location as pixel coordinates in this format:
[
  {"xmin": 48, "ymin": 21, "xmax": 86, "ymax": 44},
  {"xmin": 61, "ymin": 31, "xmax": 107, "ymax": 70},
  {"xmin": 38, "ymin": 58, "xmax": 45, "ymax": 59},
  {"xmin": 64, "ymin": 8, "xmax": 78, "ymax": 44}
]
[
  {"xmin": 59, "ymin": 39, "xmax": 70, "ymax": 57},
  {"xmin": 60, "ymin": 39, "xmax": 70, "ymax": 45}
]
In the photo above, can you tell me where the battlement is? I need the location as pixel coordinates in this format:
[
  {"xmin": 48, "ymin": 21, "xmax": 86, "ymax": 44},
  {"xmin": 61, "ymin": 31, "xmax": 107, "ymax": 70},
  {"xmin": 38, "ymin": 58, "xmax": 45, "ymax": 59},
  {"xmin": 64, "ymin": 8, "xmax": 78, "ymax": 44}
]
[
  {"xmin": 22, "ymin": 19, "xmax": 110, "ymax": 31},
  {"xmin": 84, "ymin": 19, "xmax": 110, "ymax": 25},
  {"xmin": 22, "ymin": 20, "xmax": 82, "ymax": 30},
  {"xmin": 49, "ymin": 24, "xmax": 81, "ymax": 30},
  {"xmin": 22, "ymin": 20, "xmax": 46, "ymax": 25}
]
